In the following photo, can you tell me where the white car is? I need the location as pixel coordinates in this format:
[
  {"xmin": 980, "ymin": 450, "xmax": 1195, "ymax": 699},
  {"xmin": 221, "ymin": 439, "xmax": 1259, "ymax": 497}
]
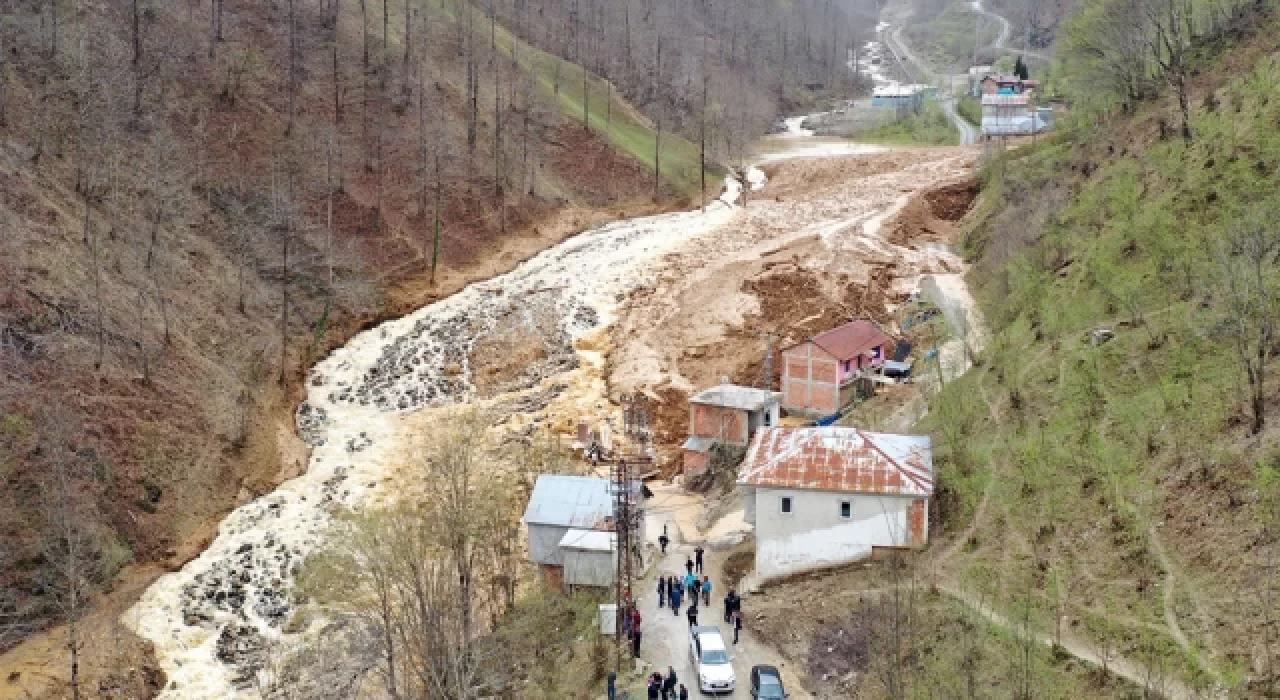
[{"xmin": 689, "ymin": 625, "xmax": 736, "ymax": 694}]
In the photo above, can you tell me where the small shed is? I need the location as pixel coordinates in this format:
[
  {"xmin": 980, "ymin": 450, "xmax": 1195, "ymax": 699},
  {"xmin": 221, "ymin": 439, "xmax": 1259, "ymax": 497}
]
[
  {"xmin": 522, "ymin": 475, "xmax": 644, "ymax": 590},
  {"xmin": 781, "ymin": 320, "xmax": 894, "ymax": 416},
  {"xmin": 559, "ymin": 529, "xmax": 617, "ymax": 588},
  {"xmin": 681, "ymin": 383, "xmax": 782, "ymax": 476}
]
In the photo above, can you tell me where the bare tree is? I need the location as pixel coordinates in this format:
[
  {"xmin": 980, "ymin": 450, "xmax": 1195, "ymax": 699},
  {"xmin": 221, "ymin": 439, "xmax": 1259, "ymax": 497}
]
[
  {"xmin": 37, "ymin": 407, "xmax": 104, "ymax": 700},
  {"xmin": 1211, "ymin": 210, "xmax": 1280, "ymax": 435},
  {"xmin": 1138, "ymin": 0, "xmax": 1193, "ymax": 139}
]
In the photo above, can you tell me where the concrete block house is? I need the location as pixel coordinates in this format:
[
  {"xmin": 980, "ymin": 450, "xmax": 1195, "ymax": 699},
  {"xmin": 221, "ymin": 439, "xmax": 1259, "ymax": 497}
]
[
  {"xmin": 681, "ymin": 383, "xmax": 782, "ymax": 476},
  {"xmin": 781, "ymin": 320, "xmax": 893, "ymax": 417},
  {"xmin": 739, "ymin": 427, "xmax": 933, "ymax": 581}
]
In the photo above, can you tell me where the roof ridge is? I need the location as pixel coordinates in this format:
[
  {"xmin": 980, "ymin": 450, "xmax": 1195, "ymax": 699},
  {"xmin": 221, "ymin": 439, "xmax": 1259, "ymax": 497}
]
[
  {"xmin": 739, "ymin": 428, "xmax": 811, "ymax": 483},
  {"xmin": 857, "ymin": 429, "xmax": 933, "ymax": 492}
]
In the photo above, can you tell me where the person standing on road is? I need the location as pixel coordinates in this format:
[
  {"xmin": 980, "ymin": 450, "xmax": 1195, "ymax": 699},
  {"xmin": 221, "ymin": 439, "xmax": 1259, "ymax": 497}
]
[
  {"xmin": 724, "ymin": 589, "xmax": 740, "ymax": 623},
  {"xmin": 647, "ymin": 673, "xmax": 660, "ymax": 699},
  {"xmin": 632, "ymin": 607, "xmax": 642, "ymax": 638},
  {"xmin": 686, "ymin": 601, "xmax": 699, "ymax": 626},
  {"xmin": 633, "ymin": 627, "xmax": 643, "ymax": 657},
  {"xmin": 657, "ymin": 575, "xmax": 666, "ymax": 607},
  {"xmin": 692, "ymin": 576, "xmax": 702, "ymax": 603},
  {"xmin": 608, "ymin": 671, "xmax": 617, "ymax": 700},
  {"xmin": 661, "ymin": 667, "xmax": 678, "ymax": 700},
  {"xmin": 694, "ymin": 545, "xmax": 705, "ymax": 574},
  {"xmin": 659, "ymin": 526, "xmax": 670, "ymax": 554},
  {"xmin": 701, "ymin": 576, "xmax": 712, "ymax": 606},
  {"xmin": 684, "ymin": 571, "xmax": 696, "ymax": 597},
  {"xmin": 733, "ymin": 610, "xmax": 743, "ymax": 645},
  {"xmin": 671, "ymin": 582, "xmax": 682, "ymax": 615},
  {"xmin": 685, "ymin": 556, "xmax": 694, "ymax": 575},
  {"xmin": 678, "ymin": 684, "xmax": 689, "ymax": 700}
]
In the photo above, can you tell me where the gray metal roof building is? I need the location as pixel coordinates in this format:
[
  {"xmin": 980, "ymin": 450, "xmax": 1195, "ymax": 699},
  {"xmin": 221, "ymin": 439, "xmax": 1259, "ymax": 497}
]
[{"xmin": 523, "ymin": 475, "xmax": 615, "ymax": 529}]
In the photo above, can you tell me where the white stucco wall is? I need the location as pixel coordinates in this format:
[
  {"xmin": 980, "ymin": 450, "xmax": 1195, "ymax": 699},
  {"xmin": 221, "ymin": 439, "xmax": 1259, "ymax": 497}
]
[{"xmin": 752, "ymin": 487, "xmax": 924, "ymax": 581}]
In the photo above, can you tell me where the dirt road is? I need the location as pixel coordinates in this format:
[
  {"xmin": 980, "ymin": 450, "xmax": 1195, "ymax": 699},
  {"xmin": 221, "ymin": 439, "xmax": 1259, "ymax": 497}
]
[{"xmin": 633, "ymin": 485, "xmax": 810, "ymax": 699}]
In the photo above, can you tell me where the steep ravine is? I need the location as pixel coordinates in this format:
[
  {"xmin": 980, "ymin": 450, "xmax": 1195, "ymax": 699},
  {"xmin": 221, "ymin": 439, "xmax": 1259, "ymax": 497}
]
[
  {"xmin": 123, "ymin": 189, "xmax": 745, "ymax": 698},
  {"xmin": 123, "ymin": 134, "xmax": 980, "ymax": 698}
]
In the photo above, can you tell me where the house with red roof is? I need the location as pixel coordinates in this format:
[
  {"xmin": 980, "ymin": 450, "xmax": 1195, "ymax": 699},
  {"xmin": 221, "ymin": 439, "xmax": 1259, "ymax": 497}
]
[
  {"xmin": 739, "ymin": 426, "xmax": 932, "ymax": 581},
  {"xmin": 780, "ymin": 320, "xmax": 894, "ymax": 416}
]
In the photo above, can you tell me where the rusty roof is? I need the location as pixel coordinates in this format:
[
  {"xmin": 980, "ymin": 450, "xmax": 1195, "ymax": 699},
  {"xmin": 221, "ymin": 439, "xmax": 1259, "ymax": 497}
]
[
  {"xmin": 737, "ymin": 427, "xmax": 933, "ymax": 496},
  {"xmin": 789, "ymin": 320, "xmax": 893, "ymax": 362}
]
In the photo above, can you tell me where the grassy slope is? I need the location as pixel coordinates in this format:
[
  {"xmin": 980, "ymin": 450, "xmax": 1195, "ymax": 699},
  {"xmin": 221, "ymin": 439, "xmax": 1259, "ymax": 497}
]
[
  {"xmin": 904, "ymin": 1, "xmax": 1001, "ymax": 70},
  {"xmin": 957, "ymin": 93, "xmax": 982, "ymax": 124},
  {"xmin": 442, "ymin": 0, "xmax": 709, "ymax": 196},
  {"xmin": 924, "ymin": 20, "xmax": 1280, "ymax": 695},
  {"xmin": 853, "ymin": 99, "xmax": 960, "ymax": 146}
]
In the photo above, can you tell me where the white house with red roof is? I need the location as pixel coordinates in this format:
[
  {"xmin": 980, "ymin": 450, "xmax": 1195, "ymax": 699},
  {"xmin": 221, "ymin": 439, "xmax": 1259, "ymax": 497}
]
[{"xmin": 738, "ymin": 426, "xmax": 933, "ymax": 581}]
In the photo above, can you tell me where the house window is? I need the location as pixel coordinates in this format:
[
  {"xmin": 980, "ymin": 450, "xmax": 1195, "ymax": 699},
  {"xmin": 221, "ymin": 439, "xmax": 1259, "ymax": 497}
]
[
  {"xmin": 840, "ymin": 501, "xmax": 852, "ymax": 519},
  {"xmin": 780, "ymin": 496, "xmax": 793, "ymax": 514}
]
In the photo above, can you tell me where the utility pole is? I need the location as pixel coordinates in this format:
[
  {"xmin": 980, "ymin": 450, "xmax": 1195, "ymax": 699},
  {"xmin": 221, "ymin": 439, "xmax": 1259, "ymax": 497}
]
[
  {"xmin": 759, "ymin": 333, "xmax": 777, "ymax": 391},
  {"xmin": 612, "ymin": 394, "xmax": 652, "ymax": 671}
]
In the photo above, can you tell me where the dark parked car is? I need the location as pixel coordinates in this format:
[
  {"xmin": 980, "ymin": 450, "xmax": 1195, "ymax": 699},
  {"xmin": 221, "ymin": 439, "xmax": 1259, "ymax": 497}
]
[{"xmin": 750, "ymin": 665, "xmax": 787, "ymax": 699}]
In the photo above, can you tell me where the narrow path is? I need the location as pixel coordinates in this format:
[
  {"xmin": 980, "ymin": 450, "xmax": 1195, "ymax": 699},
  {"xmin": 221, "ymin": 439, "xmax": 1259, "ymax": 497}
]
[
  {"xmin": 1147, "ymin": 525, "xmax": 1222, "ymax": 684},
  {"xmin": 936, "ymin": 582, "xmax": 1199, "ymax": 700}
]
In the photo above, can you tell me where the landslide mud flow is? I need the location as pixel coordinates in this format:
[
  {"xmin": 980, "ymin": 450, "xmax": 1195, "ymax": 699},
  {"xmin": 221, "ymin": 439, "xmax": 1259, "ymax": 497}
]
[
  {"xmin": 124, "ymin": 191, "xmax": 741, "ymax": 698},
  {"xmin": 123, "ymin": 137, "xmax": 976, "ymax": 697}
]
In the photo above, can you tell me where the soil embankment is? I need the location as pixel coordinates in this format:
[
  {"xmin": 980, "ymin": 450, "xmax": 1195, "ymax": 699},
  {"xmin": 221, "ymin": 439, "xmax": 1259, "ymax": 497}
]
[{"xmin": 608, "ymin": 149, "xmax": 979, "ymax": 466}]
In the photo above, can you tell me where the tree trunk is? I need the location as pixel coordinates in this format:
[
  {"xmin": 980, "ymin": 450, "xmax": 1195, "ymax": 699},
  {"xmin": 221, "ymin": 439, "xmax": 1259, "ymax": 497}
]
[
  {"xmin": 279, "ymin": 173, "xmax": 292, "ymax": 384},
  {"xmin": 360, "ymin": 0, "xmax": 370, "ymax": 71},
  {"xmin": 287, "ymin": 0, "xmax": 297, "ymax": 136},
  {"xmin": 132, "ymin": 0, "xmax": 142, "ymax": 119},
  {"xmin": 84, "ymin": 197, "xmax": 104, "ymax": 371},
  {"xmin": 49, "ymin": 0, "xmax": 58, "ymax": 62},
  {"xmin": 0, "ymin": 27, "xmax": 6, "ymax": 128},
  {"xmin": 327, "ymin": 134, "xmax": 335, "ymax": 291},
  {"xmin": 403, "ymin": 0, "xmax": 412, "ymax": 73},
  {"xmin": 432, "ymin": 155, "xmax": 442, "ymax": 285},
  {"xmin": 653, "ymin": 37, "xmax": 662, "ymax": 196},
  {"xmin": 333, "ymin": 32, "xmax": 342, "ymax": 122}
]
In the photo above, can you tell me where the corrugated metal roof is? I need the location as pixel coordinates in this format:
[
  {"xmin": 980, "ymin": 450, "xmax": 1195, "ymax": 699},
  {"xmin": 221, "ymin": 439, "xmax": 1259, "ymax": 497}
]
[
  {"xmin": 737, "ymin": 427, "xmax": 933, "ymax": 496},
  {"xmin": 982, "ymin": 94, "xmax": 1031, "ymax": 106},
  {"xmin": 690, "ymin": 385, "xmax": 781, "ymax": 411},
  {"xmin": 523, "ymin": 475, "xmax": 614, "ymax": 528},
  {"xmin": 793, "ymin": 320, "xmax": 893, "ymax": 362},
  {"xmin": 558, "ymin": 528, "xmax": 617, "ymax": 552},
  {"xmin": 682, "ymin": 436, "xmax": 717, "ymax": 453}
]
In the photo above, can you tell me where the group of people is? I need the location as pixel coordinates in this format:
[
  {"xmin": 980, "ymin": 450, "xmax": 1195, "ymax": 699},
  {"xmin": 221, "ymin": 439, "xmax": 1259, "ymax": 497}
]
[
  {"xmin": 621, "ymin": 601, "xmax": 643, "ymax": 657},
  {"xmin": 657, "ymin": 572, "xmax": 712, "ymax": 614},
  {"xmin": 646, "ymin": 666, "xmax": 689, "ymax": 700}
]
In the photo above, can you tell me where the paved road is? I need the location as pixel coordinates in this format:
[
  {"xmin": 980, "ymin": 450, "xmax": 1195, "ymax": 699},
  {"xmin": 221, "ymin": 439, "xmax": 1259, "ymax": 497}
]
[
  {"xmin": 632, "ymin": 491, "xmax": 810, "ymax": 699},
  {"xmin": 940, "ymin": 98, "xmax": 978, "ymax": 145},
  {"xmin": 970, "ymin": 0, "xmax": 1051, "ymax": 60}
]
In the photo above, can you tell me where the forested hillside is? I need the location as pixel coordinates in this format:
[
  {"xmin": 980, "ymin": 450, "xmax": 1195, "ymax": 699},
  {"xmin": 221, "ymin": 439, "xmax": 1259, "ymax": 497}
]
[
  {"xmin": 928, "ymin": 0, "xmax": 1280, "ymax": 694},
  {"xmin": 0, "ymin": 0, "xmax": 872, "ymax": 677}
]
